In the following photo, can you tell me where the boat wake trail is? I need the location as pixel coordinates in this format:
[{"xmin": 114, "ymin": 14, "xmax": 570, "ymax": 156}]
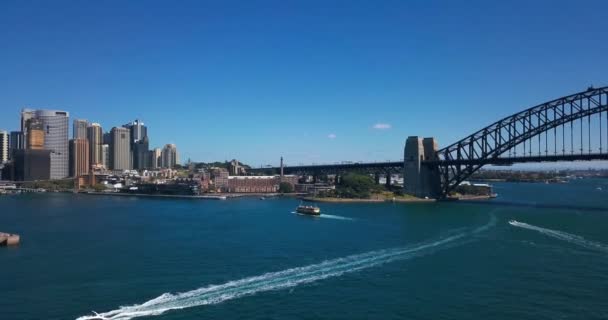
[
  {"xmin": 77, "ymin": 218, "xmax": 495, "ymax": 320},
  {"xmin": 509, "ymin": 220, "xmax": 608, "ymax": 253},
  {"xmin": 292, "ymin": 212, "xmax": 353, "ymax": 221},
  {"xmin": 320, "ymin": 214, "xmax": 354, "ymax": 221}
]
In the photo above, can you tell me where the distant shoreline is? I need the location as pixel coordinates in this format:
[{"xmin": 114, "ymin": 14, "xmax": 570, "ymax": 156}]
[{"xmin": 82, "ymin": 192, "xmax": 228, "ymax": 200}]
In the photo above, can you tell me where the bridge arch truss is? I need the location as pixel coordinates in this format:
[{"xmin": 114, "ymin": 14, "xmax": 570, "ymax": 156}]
[{"xmin": 433, "ymin": 86, "xmax": 608, "ymax": 196}]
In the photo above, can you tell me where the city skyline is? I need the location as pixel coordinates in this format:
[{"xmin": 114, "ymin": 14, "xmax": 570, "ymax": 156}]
[
  {"xmin": 1, "ymin": 1, "xmax": 608, "ymax": 166},
  {"xmin": 0, "ymin": 106, "xmax": 182, "ymax": 182}
]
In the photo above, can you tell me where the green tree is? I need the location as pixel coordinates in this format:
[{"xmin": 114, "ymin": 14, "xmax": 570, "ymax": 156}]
[
  {"xmin": 278, "ymin": 182, "xmax": 294, "ymax": 193},
  {"xmin": 336, "ymin": 173, "xmax": 379, "ymax": 198},
  {"xmin": 92, "ymin": 184, "xmax": 106, "ymax": 192}
]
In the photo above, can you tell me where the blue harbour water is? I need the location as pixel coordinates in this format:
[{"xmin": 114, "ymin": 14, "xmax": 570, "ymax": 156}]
[{"xmin": 1, "ymin": 179, "xmax": 608, "ymax": 320}]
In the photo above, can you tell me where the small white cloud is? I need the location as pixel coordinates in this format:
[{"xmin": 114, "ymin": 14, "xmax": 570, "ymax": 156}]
[
  {"xmin": 327, "ymin": 133, "xmax": 337, "ymax": 139},
  {"xmin": 373, "ymin": 123, "xmax": 392, "ymax": 130}
]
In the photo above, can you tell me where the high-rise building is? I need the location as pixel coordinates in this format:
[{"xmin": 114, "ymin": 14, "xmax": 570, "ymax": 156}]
[
  {"xmin": 12, "ymin": 149, "xmax": 51, "ymax": 181},
  {"xmin": 33, "ymin": 109, "xmax": 69, "ymax": 179},
  {"xmin": 73, "ymin": 119, "xmax": 88, "ymax": 139},
  {"xmin": 161, "ymin": 144, "xmax": 178, "ymax": 168},
  {"xmin": 25, "ymin": 118, "xmax": 45, "ymax": 150},
  {"xmin": 9, "ymin": 131, "xmax": 24, "ymax": 159},
  {"xmin": 123, "ymin": 119, "xmax": 147, "ymax": 143},
  {"xmin": 110, "ymin": 127, "xmax": 131, "ymax": 171},
  {"xmin": 133, "ymin": 136, "xmax": 149, "ymax": 170},
  {"xmin": 69, "ymin": 138, "xmax": 89, "ymax": 177},
  {"xmin": 87, "ymin": 123, "xmax": 103, "ymax": 167},
  {"xmin": 149, "ymin": 148, "xmax": 161, "ymax": 169},
  {"xmin": 123, "ymin": 120, "xmax": 148, "ymax": 170},
  {"xmin": 0, "ymin": 130, "xmax": 8, "ymax": 163},
  {"xmin": 103, "ymin": 132, "xmax": 112, "ymax": 145},
  {"xmin": 20, "ymin": 109, "xmax": 35, "ymax": 141},
  {"xmin": 101, "ymin": 144, "xmax": 110, "ymax": 169}
]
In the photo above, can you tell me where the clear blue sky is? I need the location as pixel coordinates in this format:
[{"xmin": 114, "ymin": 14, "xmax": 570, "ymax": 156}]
[{"xmin": 1, "ymin": 0, "xmax": 607, "ymax": 167}]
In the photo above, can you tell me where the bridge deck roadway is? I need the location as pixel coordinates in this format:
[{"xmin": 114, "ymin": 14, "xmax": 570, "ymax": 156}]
[
  {"xmin": 249, "ymin": 161, "xmax": 403, "ymax": 174},
  {"xmin": 425, "ymin": 153, "xmax": 608, "ymax": 166},
  {"xmin": 251, "ymin": 153, "xmax": 608, "ymax": 174}
]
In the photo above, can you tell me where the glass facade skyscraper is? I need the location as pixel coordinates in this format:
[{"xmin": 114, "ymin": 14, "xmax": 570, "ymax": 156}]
[
  {"xmin": 9, "ymin": 131, "xmax": 24, "ymax": 159},
  {"xmin": 161, "ymin": 144, "xmax": 178, "ymax": 168},
  {"xmin": 0, "ymin": 130, "xmax": 8, "ymax": 163},
  {"xmin": 123, "ymin": 119, "xmax": 147, "ymax": 143},
  {"xmin": 110, "ymin": 127, "xmax": 131, "ymax": 171},
  {"xmin": 124, "ymin": 119, "xmax": 149, "ymax": 170},
  {"xmin": 34, "ymin": 109, "xmax": 70, "ymax": 179},
  {"xmin": 73, "ymin": 119, "xmax": 88, "ymax": 139},
  {"xmin": 87, "ymin": 123, "xmax": 103, "ymax": 167}
]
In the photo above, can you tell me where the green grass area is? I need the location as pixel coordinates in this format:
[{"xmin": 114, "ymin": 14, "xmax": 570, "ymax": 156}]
[{"xmin": 20, "ymin": 179, "xmax": 74, "ymax": 191}]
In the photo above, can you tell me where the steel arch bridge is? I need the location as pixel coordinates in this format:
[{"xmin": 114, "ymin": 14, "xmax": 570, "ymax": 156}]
[
  {"xmin": 250, "ymin": 86, "xmax": 608, "ymax": 198},
  {"xmin": 426, "ymin": 86, "xmax": 608, "ymax": 196}
]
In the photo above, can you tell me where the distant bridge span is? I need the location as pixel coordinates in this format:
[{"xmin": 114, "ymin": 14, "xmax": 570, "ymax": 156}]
[
  {"xmin": 258, "ymin": 161, "xmax": 404, "ymax": 175},
  {"xmin": 252, "ymin": 86, "xmax": 608, "ymax": 198}
]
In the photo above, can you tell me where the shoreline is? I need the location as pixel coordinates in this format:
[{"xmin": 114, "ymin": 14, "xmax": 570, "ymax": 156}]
[
  {"xmin": 57, "ymin": 191, "xmax": 493, "ymax": 203},
  {"xmin": 81, "ymin": 192, "xmax": 306, "ymax": 200},
  {"xmin": 82, "ymin": 192, "xmax": 229, "ymax": 200},
  {"xmin": 299, "ymin": 196, "xmax": 436, "ymax": 203},
  {"xmin": 455, "ymin": 194, "xmax": 495, "ymax": 201},
  {"xmin": 301, "ymin": 194, "xmax": 495, "ymax": 203}
]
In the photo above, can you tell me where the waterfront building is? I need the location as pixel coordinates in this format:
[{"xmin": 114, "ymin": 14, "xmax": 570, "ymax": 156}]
[
  {"xmin": 12, "ymin": 149, "xmax": 51, "ymax": 181},
  {"xmin": 199, "ymin": 170, "xmax": 211, "ymax": 192},
  {"xmin": 110, "ymin": 127, "xmax": 131, "ymax": 171},
  {"xmin": 121, "ymin": 181, "xmax": 198, "ymax": 196},
  {"xmin": 141, "ymin": 168, "xmax": 177, "ymax": 179},
  {"xmin": 31, "ymin": 109, "xmax": 70, "ymax": 179},
  {"xmin": 210, "ymin": 167, "xmax": 229, "ymax": 191},
  {"xmin": 87, "ymin": 123, "xmax": 103, "ymax": 167},
  {"xmin": 228, "ymin": 176, "xmax": 277, "ymax": 193},
  {"xmin": 0, "ymin": 130, "xmax": 8, "ymax": 163},
  {"xmin": 101, "ymin": 144, "xmax": 110, "ymax": 169},
  {"xmin": 25, "ymin": 118, "xmax": 45, "ymax": 150},
  {"xmin": 161, "ymin": 144, "xmax": 178, "ymax": 168},
  {"xmin": 227, "ymin": 175, "xmax": 299, "ymax": 193},
  {"xmin": 69, "ymin": 138, "xmax": 89, "ymax": 177},
  {"xmin": 73, "ymin": 119, "xmax": 88, "ymax": 139},
  {"xmin": 9, "ymin": 131, "xmax": 24, "ymax": 159}
]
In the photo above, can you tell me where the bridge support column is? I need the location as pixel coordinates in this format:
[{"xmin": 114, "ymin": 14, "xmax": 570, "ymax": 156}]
[
  {"xmin": 404, "ymin": 136, "xmax": 441, "ymax": 198},
  {"xmin": 385, "ymin": 173, "xmax": 391, "ymax": 187},
  {"xmin": 374, "ymin": 173, "xmax": 380, "ymax": 184}
]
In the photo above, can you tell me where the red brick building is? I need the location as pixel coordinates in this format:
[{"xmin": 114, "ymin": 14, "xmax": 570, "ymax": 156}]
[{"xmin": 227, "ymin": 175, "xmax": 299, "ymax": 193}]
